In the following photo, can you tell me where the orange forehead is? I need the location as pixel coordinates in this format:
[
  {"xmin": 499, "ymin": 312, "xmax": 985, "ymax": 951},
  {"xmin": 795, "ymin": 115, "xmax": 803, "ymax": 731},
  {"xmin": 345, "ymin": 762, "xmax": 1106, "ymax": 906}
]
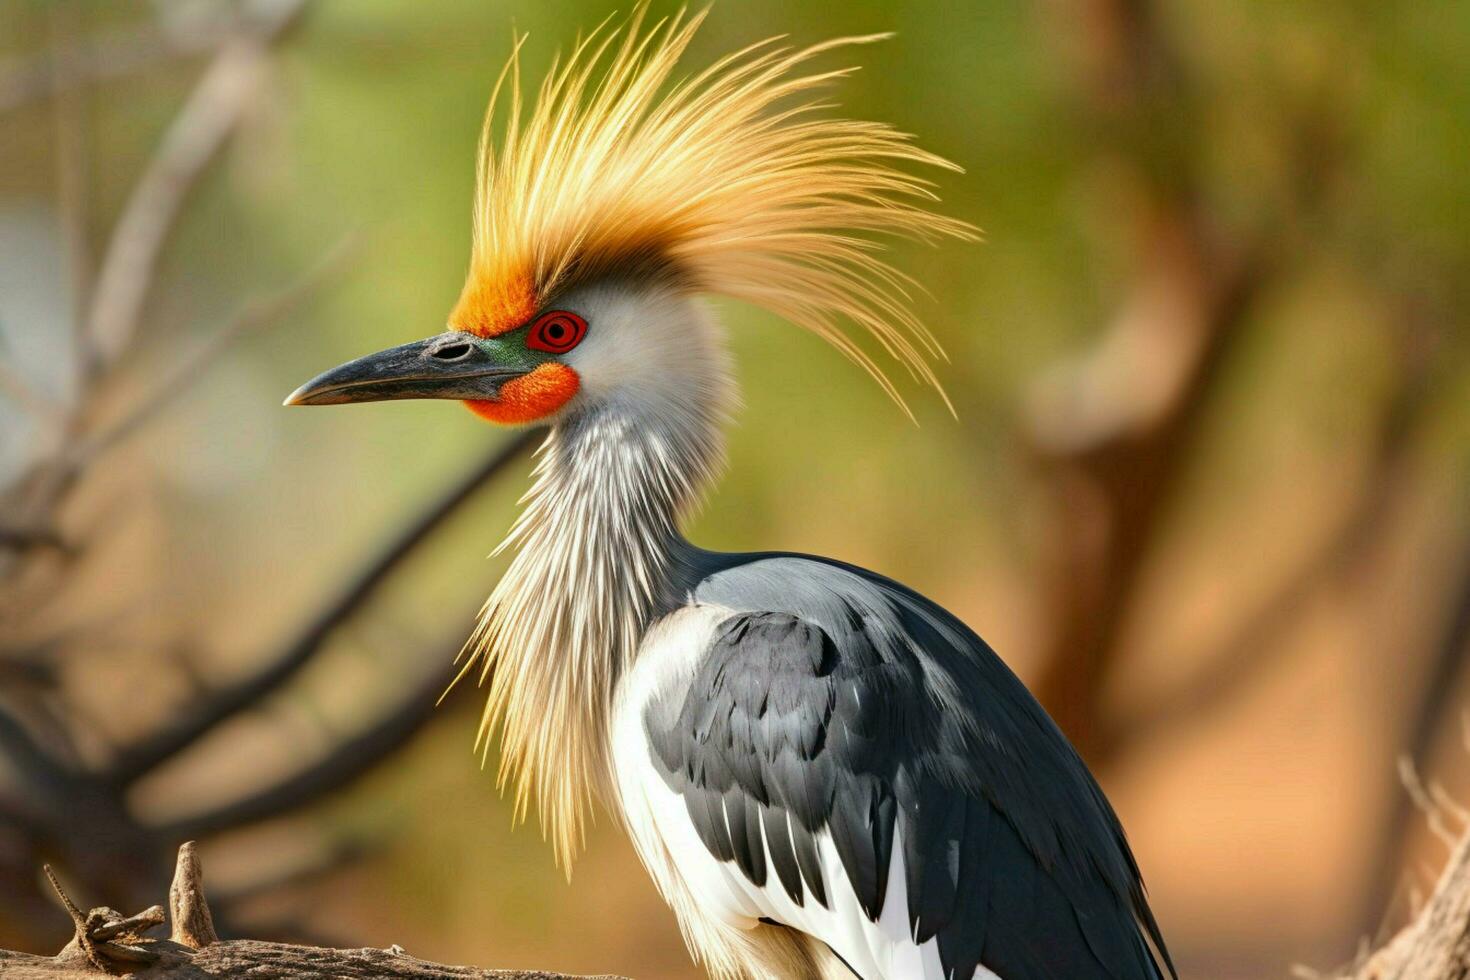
[
  {"xmin": 451, "ymin": 271, "xmax": 539, "ymax": 338},
  {"xmin": 463, "ymin": 362, "xmax": 580, "ymax": 425}
]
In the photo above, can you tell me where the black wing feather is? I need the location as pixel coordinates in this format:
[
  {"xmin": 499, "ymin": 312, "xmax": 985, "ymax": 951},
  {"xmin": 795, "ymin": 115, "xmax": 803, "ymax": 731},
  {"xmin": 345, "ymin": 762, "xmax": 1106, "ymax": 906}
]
[
  {"xmin": 901, "ymin": 770, "xmax": 963, "ymax": 946},
  {"xmin": 644, "ymin": 552, "xmax": 1175, "ymax": 980},
  {"xmin": 762, "ymin": 803, "xmax": 807, "ymax": 905},
  {"xmin": 726, "ymin": 787, "xmax": 768, "ymax": 887}
]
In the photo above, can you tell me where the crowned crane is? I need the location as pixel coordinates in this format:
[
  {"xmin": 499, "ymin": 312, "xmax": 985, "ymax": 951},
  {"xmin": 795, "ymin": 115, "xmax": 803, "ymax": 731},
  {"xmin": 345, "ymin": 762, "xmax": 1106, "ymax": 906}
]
[{"xmin": 286, "ymin": 9, "xmax": 1174, "ymax": 979}]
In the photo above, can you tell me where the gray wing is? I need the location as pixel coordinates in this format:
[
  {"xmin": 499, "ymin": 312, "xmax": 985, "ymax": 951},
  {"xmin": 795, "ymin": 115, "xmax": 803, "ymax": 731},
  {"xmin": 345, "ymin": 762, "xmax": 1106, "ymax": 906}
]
[{"xmin": 644, "ymin": 551, "xmax": 1174, "ymax": 980}]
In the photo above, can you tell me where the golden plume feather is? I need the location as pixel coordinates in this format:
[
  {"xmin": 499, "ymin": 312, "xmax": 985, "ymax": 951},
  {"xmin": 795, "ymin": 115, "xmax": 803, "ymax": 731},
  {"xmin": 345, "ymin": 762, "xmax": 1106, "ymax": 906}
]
[{"xmin": 454, "ymin": 4, "xmax": 977, "ymax": 406}]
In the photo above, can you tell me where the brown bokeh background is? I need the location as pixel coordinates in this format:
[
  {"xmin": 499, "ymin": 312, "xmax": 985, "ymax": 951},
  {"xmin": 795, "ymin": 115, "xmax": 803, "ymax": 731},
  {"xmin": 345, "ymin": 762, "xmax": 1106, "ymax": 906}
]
[{"xmin": 2, "ymin": 1, "xmax": 1468, "ymax": 977}]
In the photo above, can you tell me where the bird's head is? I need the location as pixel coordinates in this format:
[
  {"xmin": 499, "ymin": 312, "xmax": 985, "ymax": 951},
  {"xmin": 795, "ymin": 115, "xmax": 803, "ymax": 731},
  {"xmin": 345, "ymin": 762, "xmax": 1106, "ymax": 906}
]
[{"xmin": 286, "ymin": 6, "xmax": 975, "ymax": 424}]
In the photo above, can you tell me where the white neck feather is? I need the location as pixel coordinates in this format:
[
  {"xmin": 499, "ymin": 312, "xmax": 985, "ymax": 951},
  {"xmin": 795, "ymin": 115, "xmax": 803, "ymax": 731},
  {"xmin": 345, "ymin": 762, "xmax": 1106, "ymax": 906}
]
[{"xmin": 466, "ymin": 287, "xmax": 733, "ymax": 867}]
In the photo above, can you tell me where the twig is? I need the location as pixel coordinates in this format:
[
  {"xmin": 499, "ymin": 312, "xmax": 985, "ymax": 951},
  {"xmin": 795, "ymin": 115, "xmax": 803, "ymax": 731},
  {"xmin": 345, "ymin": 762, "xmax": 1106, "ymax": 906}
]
[
  {"xmin": 67, "ymin": 233, "xmax": 356, "ymax": 470},
  {"xmin": 42, "ymin": 865, "xmax": 85, "ymax": 932},
  {"xmin": 158, "ymin": 651, "xmax": 458, "ymax": 840},
  {"xmin": 84, "ymin": 0, "xmax": 311, "ymax": 373},
  {"xmin": 105, "ymin": 431, "xmax": 538, "ymax": 786}
]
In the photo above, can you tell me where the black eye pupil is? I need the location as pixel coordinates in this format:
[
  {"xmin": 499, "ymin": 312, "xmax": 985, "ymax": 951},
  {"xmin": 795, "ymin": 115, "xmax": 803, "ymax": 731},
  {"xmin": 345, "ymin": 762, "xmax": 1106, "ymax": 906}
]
[{"xmin": 547, "ymin": 323, "xmax": 565, "ymax": 340}]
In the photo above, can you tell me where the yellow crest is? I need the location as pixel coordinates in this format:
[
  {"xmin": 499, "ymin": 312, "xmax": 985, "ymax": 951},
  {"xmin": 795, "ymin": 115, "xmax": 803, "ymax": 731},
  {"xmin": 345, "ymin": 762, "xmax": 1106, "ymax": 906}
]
[{"xmin": 454, "ymin": 4, "xmax": 976, "ymax": 405}]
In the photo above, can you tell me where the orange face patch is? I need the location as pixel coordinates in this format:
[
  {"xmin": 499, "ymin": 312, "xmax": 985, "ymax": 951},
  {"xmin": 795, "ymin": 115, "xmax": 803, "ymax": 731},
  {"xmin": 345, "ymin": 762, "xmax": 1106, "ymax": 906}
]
[
  {"xmin": 451, "ymin": 270, "xmax": 539, "ymax": 338},
  {"xmin": 464, "ymin": 362, "xmax": 580, "ymax": 425}
]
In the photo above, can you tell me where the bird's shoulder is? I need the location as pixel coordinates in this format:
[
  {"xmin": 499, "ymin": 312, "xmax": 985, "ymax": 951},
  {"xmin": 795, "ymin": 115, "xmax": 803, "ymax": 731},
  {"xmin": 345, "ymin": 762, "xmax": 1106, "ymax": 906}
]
[{"xmin": 674, "ymin": 550, "xmax": 1066, "ymax": 760}]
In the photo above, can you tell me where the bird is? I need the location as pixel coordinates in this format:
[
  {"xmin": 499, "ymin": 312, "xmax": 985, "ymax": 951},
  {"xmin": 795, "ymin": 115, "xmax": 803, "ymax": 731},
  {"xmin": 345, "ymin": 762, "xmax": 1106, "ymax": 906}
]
[{"xmin": 285, "ymin": 8, "xmax": 1175, "ymax": 980}]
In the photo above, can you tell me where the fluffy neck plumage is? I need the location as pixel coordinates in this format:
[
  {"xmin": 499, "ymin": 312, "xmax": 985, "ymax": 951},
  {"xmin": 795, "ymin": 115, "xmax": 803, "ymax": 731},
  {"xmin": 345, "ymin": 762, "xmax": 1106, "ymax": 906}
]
[{"xmin": 467, "ymin": 290, "xmax": 731, "ymax": 867}]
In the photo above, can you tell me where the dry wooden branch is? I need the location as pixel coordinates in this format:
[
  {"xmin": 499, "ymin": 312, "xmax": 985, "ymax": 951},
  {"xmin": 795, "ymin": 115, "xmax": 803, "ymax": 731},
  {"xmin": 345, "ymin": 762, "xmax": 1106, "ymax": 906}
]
[
  {"xmin": 0, "ymin": 844, "xmax": 626, "ymax": 980},
  {"xmin": 1324, "ymin": 805, "xmax": 1470, "ymax": 979}
]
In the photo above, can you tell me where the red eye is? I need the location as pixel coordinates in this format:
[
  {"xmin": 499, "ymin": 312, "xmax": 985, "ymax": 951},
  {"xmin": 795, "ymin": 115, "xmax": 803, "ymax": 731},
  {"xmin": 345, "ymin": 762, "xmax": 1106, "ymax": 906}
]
[{"xmin": 526, "ymin": 311, "xmax": 587, "ymax": 353}]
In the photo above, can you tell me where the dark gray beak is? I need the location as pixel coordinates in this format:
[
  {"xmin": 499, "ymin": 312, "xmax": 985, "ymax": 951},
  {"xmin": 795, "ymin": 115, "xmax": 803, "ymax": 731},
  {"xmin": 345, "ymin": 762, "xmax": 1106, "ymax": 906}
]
[{"xmin": 284, "ymin": 332, "xmax": 529, "ymax": 406}]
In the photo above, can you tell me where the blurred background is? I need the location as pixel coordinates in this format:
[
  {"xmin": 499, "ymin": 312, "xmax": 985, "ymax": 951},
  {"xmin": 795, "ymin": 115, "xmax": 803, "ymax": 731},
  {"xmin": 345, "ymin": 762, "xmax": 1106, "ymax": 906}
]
[{"xmin": 1, "ymin": 0, "xmax": 1467, "ymax": 976}]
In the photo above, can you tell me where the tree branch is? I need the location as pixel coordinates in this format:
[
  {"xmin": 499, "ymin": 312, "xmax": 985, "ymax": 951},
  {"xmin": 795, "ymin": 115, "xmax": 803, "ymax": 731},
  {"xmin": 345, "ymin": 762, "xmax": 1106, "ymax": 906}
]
[
  {"xmin": 68, "ymin": 233, "xmax": 356, "ymax": 471},
  {"xmin": 0, "ymin": 844, "xmax": 624, "ymax": 980},
  {"xmin": 83, "ymin": 0, "xmax": 311, "ymax": 373},
  {"xmin": 156, "ymin": 651, "xmax": 457, "ymax": 840},
  {"xmin": 1327, "ymin": 784, "xmax": 1470, "ymax": 978},
  {"xmin": 1104, "ymin": 345, "xmax": 1432, "ymax": 757},
  {"xmin": 105, "ymin": 431, "xmax": 538, "ymax": 786}
]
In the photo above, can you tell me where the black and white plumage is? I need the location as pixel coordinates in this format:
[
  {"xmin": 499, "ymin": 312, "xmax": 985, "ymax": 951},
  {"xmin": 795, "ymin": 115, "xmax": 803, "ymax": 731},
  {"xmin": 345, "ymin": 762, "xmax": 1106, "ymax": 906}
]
[
  {"xmin": 287, "ymin": 10, "xmax": 1177, "ymax": 979},
  {"xmin": 616, "ymin": 552, "xmax": 1172, "ymax": 980}
]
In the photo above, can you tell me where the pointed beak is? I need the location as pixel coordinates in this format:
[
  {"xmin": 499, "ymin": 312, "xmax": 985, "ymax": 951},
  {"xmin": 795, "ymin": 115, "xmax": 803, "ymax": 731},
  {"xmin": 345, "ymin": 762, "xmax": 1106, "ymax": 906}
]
[{"xmin": 284, "ymin": 332, "xmax": 530, "ymax": 406}]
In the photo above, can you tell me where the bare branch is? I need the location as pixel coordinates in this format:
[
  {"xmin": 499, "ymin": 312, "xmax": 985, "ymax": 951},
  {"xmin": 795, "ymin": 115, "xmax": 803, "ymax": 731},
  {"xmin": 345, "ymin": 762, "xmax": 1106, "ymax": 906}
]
[
  {"xmin": 1027, "ymin": 224, "xmax": 1271, "ymax": 758},
  {"xmin": 89, "ymin": 905, "xmax": 165, "ymax": 944},
  {"xmin": 43, "ymin": 865, "xmax": 87, "ymax": 935},
  {"xmin": 105, "ymin": 431, "xmax": 538, "ymax": 786},
  {"xmin": 157, "ymin": 650, "xmax": 457, "ymax": 840},
  {"xmin": 84, "ymin": 0, "xmax": 311, "ymax": 373},
  {"xmin": 68, "ymin": 233, "xmax": 356, "ymax": 469}
]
